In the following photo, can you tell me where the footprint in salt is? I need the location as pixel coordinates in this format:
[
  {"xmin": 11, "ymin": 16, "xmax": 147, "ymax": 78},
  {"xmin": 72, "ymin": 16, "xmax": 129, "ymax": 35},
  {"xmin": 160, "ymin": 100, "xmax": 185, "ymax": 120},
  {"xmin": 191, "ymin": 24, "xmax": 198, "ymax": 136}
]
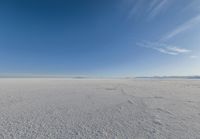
[
  {"xmin": 127, "ymin": 100, "xmax": 134, "ymax": 105},
  {"xmin": 153, "ymin": 115, "xmax": 162, "ymax": 126}
]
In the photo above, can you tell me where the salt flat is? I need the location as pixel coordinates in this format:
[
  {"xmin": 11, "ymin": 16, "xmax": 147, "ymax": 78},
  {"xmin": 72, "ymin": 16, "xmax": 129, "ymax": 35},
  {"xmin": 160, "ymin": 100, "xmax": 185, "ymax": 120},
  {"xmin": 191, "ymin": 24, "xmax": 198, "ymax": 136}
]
[{"xmin": 0, "ymin": 78, "xmax": 200, "ymax": 139}]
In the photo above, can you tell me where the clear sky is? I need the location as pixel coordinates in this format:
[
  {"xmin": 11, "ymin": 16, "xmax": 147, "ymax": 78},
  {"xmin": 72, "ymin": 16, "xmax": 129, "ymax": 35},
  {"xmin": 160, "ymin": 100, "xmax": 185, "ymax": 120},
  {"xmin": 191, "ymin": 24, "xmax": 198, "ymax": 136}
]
[{"xmin": 1, "ymin": 0, "xmax": 200, "ymax": 77}]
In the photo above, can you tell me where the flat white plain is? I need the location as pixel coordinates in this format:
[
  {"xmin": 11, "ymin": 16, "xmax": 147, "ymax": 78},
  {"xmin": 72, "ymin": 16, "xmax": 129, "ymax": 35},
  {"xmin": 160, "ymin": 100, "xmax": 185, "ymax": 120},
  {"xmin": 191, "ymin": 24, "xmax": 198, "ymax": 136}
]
[{"xmin": 0, "ymin": 78, "xmax": 200, "ymax": 139}]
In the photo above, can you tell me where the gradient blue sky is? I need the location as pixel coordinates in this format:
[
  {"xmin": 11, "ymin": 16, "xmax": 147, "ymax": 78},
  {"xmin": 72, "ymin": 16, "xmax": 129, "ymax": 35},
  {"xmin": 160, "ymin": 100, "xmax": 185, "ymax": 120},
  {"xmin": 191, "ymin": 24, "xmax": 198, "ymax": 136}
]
[{"xmin": 1, "ymin": 0, "xmax": 200, "ymax": 77}]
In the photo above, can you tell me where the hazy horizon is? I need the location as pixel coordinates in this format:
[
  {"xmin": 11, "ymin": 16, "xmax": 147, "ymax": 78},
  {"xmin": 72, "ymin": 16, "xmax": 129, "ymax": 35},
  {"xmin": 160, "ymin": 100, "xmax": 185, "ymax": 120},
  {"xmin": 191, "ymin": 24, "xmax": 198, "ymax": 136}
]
[{"xmin": 0, "ymin": 74, "xmax": 200, "ymax": 79}]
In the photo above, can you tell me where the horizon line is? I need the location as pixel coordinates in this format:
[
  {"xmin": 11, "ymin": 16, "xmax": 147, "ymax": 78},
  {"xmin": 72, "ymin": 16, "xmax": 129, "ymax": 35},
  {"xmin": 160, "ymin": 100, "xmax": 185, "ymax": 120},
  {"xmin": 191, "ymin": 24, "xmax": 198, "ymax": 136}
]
[{"xmin": 0, "ymin": 75, "xmax": 200, "ymax": 79}]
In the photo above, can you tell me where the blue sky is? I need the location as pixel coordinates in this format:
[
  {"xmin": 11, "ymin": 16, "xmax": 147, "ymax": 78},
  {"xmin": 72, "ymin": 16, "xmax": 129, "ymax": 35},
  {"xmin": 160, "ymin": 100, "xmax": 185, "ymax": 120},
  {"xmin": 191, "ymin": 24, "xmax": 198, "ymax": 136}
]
[{"xmin": 0, "ymin": 0, "xmax": 200, "ymax": 77}]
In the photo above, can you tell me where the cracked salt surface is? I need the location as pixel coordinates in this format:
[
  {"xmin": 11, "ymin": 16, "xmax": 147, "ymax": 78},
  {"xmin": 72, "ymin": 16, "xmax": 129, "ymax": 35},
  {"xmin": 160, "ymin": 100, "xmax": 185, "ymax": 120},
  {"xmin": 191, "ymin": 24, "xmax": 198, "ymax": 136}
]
[{"xmin": 0, "ymin": 78, "xmax": 200, "ymax": 139}]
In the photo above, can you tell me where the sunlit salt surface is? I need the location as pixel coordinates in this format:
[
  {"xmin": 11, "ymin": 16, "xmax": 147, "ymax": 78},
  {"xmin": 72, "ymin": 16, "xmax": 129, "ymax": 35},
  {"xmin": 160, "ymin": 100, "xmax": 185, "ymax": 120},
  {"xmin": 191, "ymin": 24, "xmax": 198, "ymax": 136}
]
[{"xmin": 0, "ymin": 78, "xmax": 200, "ymax": 139}]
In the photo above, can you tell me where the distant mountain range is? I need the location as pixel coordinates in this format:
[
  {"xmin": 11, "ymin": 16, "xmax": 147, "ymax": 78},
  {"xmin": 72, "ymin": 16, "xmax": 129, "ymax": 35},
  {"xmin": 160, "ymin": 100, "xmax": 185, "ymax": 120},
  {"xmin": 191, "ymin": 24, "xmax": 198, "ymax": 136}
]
[
  {"xmin": 0, "ymin": 75, "xmax": 200, "ymax": 79},
  {"xmin": 136, "ymin": 76, "xmax": 200, "ymax": 79}
]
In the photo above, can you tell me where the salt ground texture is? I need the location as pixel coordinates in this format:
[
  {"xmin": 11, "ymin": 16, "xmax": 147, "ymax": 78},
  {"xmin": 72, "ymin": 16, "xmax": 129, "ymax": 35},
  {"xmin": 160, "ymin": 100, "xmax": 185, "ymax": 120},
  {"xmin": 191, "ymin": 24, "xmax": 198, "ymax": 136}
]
[{"xmin": 0, "ymin": 78, "xmax": 200, "ymax": 139}]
